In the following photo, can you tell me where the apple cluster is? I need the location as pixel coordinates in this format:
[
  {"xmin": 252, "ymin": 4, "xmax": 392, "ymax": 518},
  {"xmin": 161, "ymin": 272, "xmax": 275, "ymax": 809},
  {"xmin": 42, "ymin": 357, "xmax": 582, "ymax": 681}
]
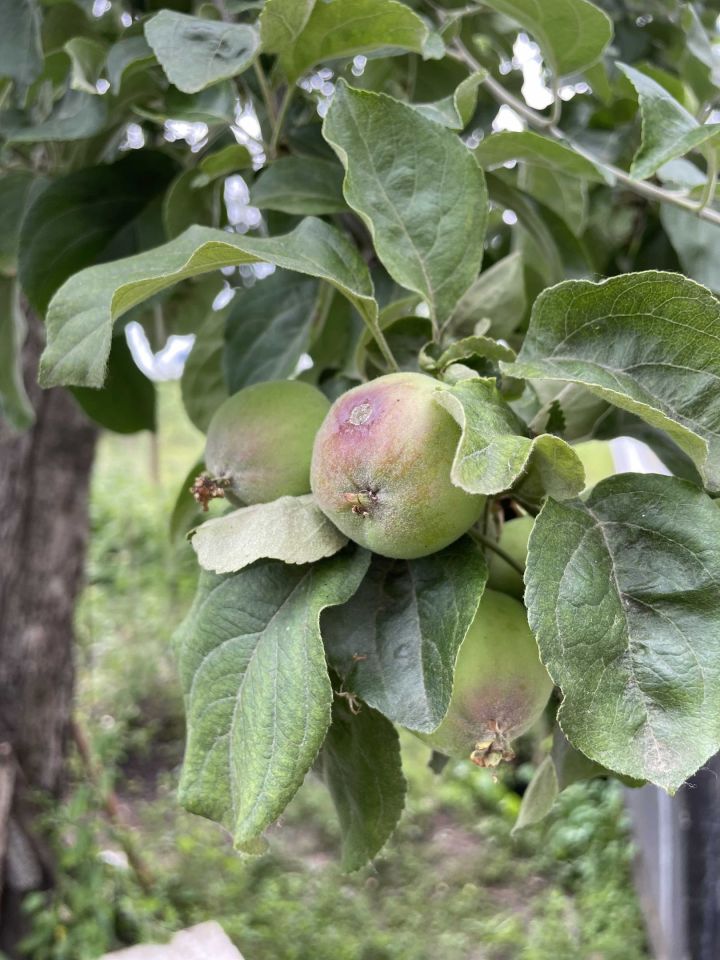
[{"xmin": 200, "ymin": 374, "xmax": 554, "ymax": 764}]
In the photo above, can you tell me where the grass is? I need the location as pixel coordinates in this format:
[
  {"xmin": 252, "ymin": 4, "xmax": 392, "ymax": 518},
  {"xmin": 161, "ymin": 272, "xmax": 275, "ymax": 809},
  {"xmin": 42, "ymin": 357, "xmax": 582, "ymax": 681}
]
[{"xmin": 22, "ymin": 384, "xmax": 649, "ymax": 960}]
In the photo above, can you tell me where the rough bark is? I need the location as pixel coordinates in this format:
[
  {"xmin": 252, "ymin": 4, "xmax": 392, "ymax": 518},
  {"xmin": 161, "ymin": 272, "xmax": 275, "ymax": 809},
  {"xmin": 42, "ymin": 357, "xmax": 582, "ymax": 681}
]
[{"xmin": 0, "ymin": 309, "xmax": 97, "ymax": 955}]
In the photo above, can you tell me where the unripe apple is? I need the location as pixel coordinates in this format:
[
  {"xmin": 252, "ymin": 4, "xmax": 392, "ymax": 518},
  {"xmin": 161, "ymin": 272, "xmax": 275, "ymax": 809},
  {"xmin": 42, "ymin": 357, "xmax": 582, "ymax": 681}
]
[
  {"xmin": 573, "ymin": 440, "xmax": 616, "ymax": 489},
  {"xmin": 416, "ymin": 589, "xmax": 553, "ymax": 765},
  {"xmin": 310, "ymin": 372, "xmax": 485, "ymax": 559},
  {"xmin": 203, "ymin": 380, "xmax": 330, "ymax": 506},
  {"xmin": 486, "ymin": 515, "xmax": 533, "ymax": 599}
]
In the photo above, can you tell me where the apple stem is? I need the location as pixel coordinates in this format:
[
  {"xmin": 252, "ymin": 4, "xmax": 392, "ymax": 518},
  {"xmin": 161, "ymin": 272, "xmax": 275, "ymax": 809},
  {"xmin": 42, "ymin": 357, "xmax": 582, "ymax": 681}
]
[{"xmin": 469, "ymin": 528, "xmax": 525, "ymax": 578}]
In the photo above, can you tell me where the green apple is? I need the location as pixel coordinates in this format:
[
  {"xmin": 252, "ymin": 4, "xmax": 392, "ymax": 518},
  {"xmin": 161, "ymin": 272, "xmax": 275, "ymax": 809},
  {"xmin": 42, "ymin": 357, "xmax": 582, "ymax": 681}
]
[
  {"xmin": 310, "ymin": 372, "xmax": 485, "ymax": 559},
  {"xmin": 486, "ymin": 515, "xmax": 533, "ymax": 599},
  {"xmin": 415, "ymin": 589, "xmax": 553, "ymax": 765},
  {"xmin": 204, "ymin": 380, "xmax": 330, "ymax": 506}
]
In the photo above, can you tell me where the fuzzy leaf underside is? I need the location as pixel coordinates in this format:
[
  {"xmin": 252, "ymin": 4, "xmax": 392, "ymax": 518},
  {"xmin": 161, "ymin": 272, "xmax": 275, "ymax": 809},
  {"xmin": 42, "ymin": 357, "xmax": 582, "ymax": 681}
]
[
  {"xmin": 145, "ymin": 11, "xmax": 259, "ymax": 93},
  {"xmin": 191, "ymin": 496, "xmax": 348, "ymax": 574},
  {"xmin": 434, "ymin": 378, "xmax": 586, "ymax": 499}
]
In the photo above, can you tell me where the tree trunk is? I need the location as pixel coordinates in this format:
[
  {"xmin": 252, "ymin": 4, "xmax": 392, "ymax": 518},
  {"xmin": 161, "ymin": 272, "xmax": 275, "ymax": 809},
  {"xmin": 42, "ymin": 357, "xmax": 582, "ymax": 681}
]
[{"xmin": 0, "ymin": 309, "xmax": 97, "ymax": 956}]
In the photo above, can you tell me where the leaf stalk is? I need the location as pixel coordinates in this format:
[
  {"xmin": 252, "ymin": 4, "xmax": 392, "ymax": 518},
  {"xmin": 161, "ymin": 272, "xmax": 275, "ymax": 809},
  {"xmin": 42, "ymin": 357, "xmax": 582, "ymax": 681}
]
[{"xmin": 469, "ymin": 528, "xmax": 525, "ymax": 577}]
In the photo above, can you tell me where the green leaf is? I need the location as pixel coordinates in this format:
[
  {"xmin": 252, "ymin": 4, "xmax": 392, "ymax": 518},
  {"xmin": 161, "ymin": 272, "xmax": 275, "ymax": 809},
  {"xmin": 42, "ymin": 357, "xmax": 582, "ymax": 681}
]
[
  {"xmin": 19, "ymin": 151, "xmax": 178, "ymax": 313},
  {"xmin": 174, "ymin": 549, "xmax": 370, "ymax": 850},
  {"xmin": 162, "ymin": 169, "xmax": 217, "ymax": 240},
  {"xmin": 135, "ymin": 81, "xmax": 237, "ymax": 125},
  {"xmin": 70, "ymin": 334, "xmax": 156, "ymax": 434},
  {"xmin": 483, "ymin": 0, "xmax": 612, "ymax": 77},
  {"xmin": 0, "ymin": 172, "xmax": 47, "ymax": 274},
  {"xmin": 434, "ymin": 378, "xmax": 585, "ymax": 498},
  {"xmin": 323, "ymin": 538, "xmax": 487, "ymax": 733},
  {"xmin": 449, "ymin": 252, "xmax": 526, "ymax": 339},
  {"xmin": 64, "ymin": 36, "xmax": 106, "ymax": 94},
  {"xmin": 324, "ymin": 81, "xmax": 488, "ymax": 328},
  {"xmin": 250, "ymin": 157, "xmax": 346, "ymax": 215},
  {"xmin": 512, "ymin": 756, "xmax": 558, "ymax": 833},
  {"xmin": 617, "ymin": 63, "xmax": 720, "ymax": 180},
  {"xmin": 224, "ymin": 271, "xmax": 318, "ymax": 393},
  {"xmin": 3, "ymin": 90, "xmax": 107, "ymax": 143},
  {"xmin": 258, "ymin": 0, "xmax": 314, "ymax": 61},
  {"xmin": 191, "ymin": 495, "xmax": 348, "ymax": 573},
  {"xmin": 192, "ymin": 144, "xmax": 253, "ymax": 187},
  {"xmin": 107, "ymin": 36, "xmax": 155, "ymax": 94},
  {"xmin": 593, "ymin": 409, "xmax": 702, "ymax": 488},
  {"xmin": 40, "ymin": 216, "xmax": 379, "ymax": 389},
  {"xmin": 181, "ymin": 307, "xmax": 228, "ymax": 433},
  {"xmin": 421, "ymin": 335, "xmax": 515, "ymax": 374},
  {"xmin": 486, "ymin": 174, "xmax": 564, "ymax": 284},
  {"xmin": 505, "ymin": 271, "xmax": 720, "ymax": 492},
  {"xmin": 414, "ymin": 71, "xmax": 487, "ymax": 130},
  {"xmin": 526, "ymin": 474, "xmax": 720, "ymax": 793},
  {"xmin": 680, "ymin": 3, "xmax": 720, "ymax": 93},
  {"xmin": 0, "ymin": 279, "xmax": 34, "ymax": 431},
  {"xmin": 317, "ymin": 697, "xmax": 406, "ymax": 872},
  {"xmin": 661, "ymin": 205, "xmax": 720, "ymax": 294},
  {"xmin": 521, "ymin": 164, "xmax": 589, "ymax": 237},
  {"xmin": 0, "ymin": 0, "xmax": 43, "ymax": 87},
  {"xmin": 144, "ymin": 11, "xmax": 259, "ymax": 94},
  {"xmin": 475, "ymin": 130, "xmax": 606, "ymax": 182},
  {"xmin": 261, "ymin": 0, "xmax": 428, "ymax": 83}
]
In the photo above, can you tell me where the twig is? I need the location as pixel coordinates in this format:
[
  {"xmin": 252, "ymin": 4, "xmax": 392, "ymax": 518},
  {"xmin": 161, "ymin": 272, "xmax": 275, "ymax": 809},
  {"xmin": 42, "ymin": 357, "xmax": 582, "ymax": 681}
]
[
  {"xmin": 71, "ymin": 720, "xmax": 154, "ymax": 893},
  {"xmin": 269, "ymin": 84, "xmax": 295, "ymax": 158},
  {"xmin": 253, "ymin": 60, "xmax": 277, "ymax": 127},
  {"xmin": 451, "ymin": 39, "xmax": 720, "ymax": 228},
  {"xmin": 469, "ymin": 528, "xmax": 525, "ymax": 576}
]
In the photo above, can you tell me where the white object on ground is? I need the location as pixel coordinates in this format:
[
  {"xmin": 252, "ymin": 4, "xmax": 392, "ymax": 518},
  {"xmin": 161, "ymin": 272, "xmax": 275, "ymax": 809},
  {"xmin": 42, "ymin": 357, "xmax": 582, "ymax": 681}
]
[{"xmin": 101, "ymin": 921, "xmax": 244, "ymax": 960}]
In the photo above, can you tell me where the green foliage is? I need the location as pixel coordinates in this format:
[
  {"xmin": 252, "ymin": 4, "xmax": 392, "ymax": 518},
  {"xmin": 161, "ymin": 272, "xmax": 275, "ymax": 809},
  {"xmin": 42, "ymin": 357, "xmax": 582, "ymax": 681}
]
[
  {"xmin": 618, "ymin": 62, "xmax": 720, "ymax": 179},
  {"xmin": 317, "ymin": 697, "xmax": 406, "ymax": 872},
  {"xmin": 5, "ymin": 0, "xmax": 720, "ymax": 878},
  {"xmin": 19, "ymin": 150, "xmax": 177, "ymax": 312},
  {"xmin": 435, "ymin": 378, "xmax": 585, "ymax": 498},
  {"xmin": 324, "ymin": 538, "xmax": 487, "ymax": 731},
  {"xmin": 175, "ymin": 549, "xmax": 370, "ymax": 852},
  {"xmin": 223, "ymin": 271, "xmax": 319, "ymax": 391},
  {"xmin": 527, "ymin": 474, "xmax": 720, "ymax": 792},
  {"xmin": 260, "ymin": 0, "xmax": 429, "ymax": 83},
  {"xmin": 324, "ymin": 81, "xmax": 488, "ymax": 328},
  {"xmin": 145, "ymin": 11, "xmax": 259, "ymax": 93},
  {"xmin": 509, "ymin": 271, "xmax": 720, "ymax": 491},
  {"xmin": 482, "ymin": 0, "xmax": 612, "ymax": 77},
  {"xmin": 71, "ymin": 334, "xmax": 156, "ymax": 434},
  {"xmin": 0, "ymin": 0, "xmax": 43, "ymax": 87},
  {"xmin": 39, "ymin": 218, "xmax": 378, "ymax": 389},
  {"xmin": 0, "ymin": 279, "xmax": 34, "ymax": 430}
]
